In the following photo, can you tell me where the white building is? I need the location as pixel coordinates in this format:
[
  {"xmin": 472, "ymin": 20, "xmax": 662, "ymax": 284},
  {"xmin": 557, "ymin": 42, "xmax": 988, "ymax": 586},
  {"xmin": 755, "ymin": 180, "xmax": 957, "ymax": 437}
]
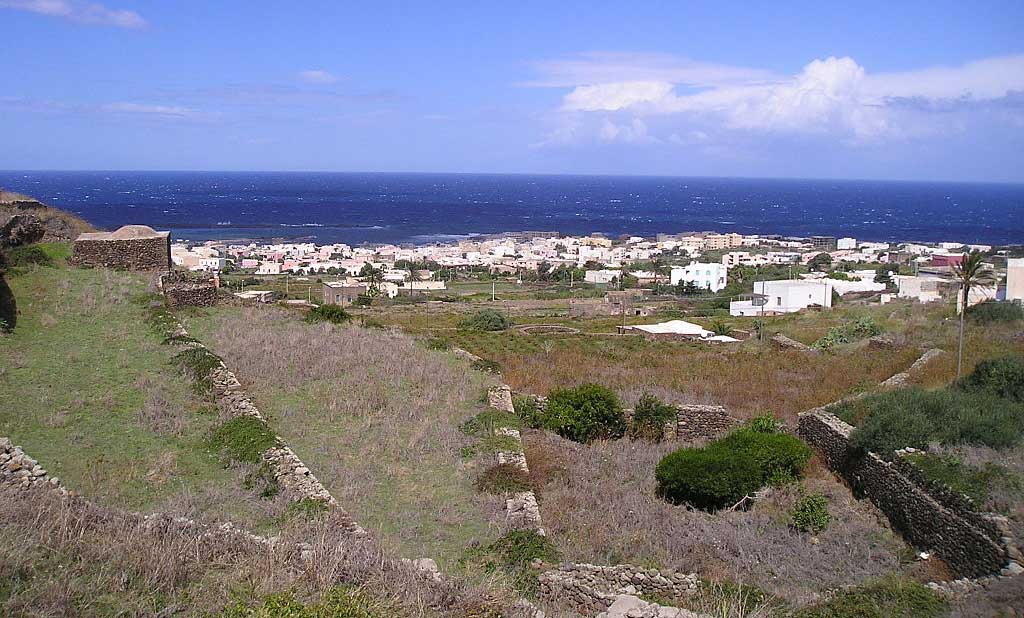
[
  {"xmin": 584, "ymin": 269, "xmax": 620, "ymax": 285},
  {"xmin": 1007, "ymin": 258, "xmax": 1024, "ymax": 302},
  {"xmin": 823, "ymin": 270, "xmax": 886, "ymax": 295},
  {"xmin": 837, "ymin": 237, "xmax": 857, "ymax": 250},
  {"xmin": 896, "ymin": 275, "xmax": 951, "ymax": 303},
  {"xmin": 730, "ymin": 280, "xmax": 833, "ymax": 316},
  {"xmin": 670, "ymin": 263, "xmax": 728, "ymax": 293}
]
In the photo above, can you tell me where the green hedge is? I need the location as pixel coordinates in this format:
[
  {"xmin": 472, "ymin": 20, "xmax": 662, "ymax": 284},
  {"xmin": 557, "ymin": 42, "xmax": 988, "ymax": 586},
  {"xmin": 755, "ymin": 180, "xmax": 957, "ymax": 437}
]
[
  {"xmin": 540, "ymin": 383, "xmax": 626, "ymax": 443},
  {"xmin": 458, "ymin": 308, "xmax": 512, "ymax": 331},
  {"xmin": 957, "ymin": 354, "xmax": 1024, "ymax": 403},
  {"xmin": 966, "ymin": 300, "xmax": 1024, "ymax": 324},
  {"xmin": 305, "ymin": 304, "xmax": 352, "ymax": 325},
  {"xmin": 628, "ymin": 393, "xmax": 677, "ymax": 440}
]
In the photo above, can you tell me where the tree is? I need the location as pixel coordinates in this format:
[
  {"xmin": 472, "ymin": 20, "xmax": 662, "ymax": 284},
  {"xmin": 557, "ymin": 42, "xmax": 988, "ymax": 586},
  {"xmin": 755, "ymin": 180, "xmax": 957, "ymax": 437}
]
[
  {"xmin": 359, "ymin": 262, "xmax": 384, "ymax": 296},
  {"xmin": 807, "ymin": 253, "xmax": 833, "ymax": 272},
  {"xmin": 952, "ymin": 250, "xmax": 999, "ymax": 379}
]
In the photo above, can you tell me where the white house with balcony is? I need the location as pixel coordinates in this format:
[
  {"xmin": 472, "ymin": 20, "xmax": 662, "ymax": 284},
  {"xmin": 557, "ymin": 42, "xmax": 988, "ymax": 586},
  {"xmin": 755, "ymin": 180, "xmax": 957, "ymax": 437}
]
[
  {"xmin": 730, "ymin": 279, "xmax": 833, "ymax": 316},
  {"xmin": 671, "ymin": 263, "xmax": 728, "ymax": 293}
]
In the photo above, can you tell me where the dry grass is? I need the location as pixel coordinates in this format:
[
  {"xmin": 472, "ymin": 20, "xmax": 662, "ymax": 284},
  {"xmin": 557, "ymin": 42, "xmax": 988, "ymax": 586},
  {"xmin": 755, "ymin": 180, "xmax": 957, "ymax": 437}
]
[
  {"xmin": 523, "ymin": 429, "xmax": 908, "ymax": 605},
  {"xmin": 186, "ymin": 307, "xmax": 505, "ymax": 569},
  {"xmin": 0, "ymin": 486, "xmax": 516, "ymax": 617}
]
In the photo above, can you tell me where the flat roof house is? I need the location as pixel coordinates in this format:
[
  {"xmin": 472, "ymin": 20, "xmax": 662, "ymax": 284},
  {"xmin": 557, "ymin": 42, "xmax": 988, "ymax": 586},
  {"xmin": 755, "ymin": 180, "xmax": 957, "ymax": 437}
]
[
  {"xmin": 322, "ymin": 281, "xmax": 367, "ymax": 306},
  {"xmin": 671, "ymin": 263, "xmax": 728, "ymax": 293},
  {"xmin": 730, "ymin": 279, "xmax": 833, "ymax": 316}
]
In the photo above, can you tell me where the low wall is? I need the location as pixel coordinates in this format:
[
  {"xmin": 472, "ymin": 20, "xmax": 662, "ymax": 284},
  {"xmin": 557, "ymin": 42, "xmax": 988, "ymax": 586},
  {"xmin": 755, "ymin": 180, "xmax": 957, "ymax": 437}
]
[
  {"xmin": 538, "ymin": 562, "xmax": 699, "ymax": 616},
  {"xmin": 879, "ymin": 348, "xmax": 943, "ymax": 388},
  {"xmin": 164, "ymin": 282, "xmax": 217, "ymax": 307},
  {"xmin": 488, "ymin": 385, "xmax": 544, "ymax": 534},
  {"xmin": 1, "ymin": 437, "xmax": 67, "ymax": 495},
  {"xmin": 797, "ymin": 409, "xmax": 1011, "ymax": 578},
  {"xmin": 668, "ymin": 404, "xmax": 739, "ymax": 442},
  {"xmin": 71, "ymin": 236, "xmax": 170, "ymax": 271}
]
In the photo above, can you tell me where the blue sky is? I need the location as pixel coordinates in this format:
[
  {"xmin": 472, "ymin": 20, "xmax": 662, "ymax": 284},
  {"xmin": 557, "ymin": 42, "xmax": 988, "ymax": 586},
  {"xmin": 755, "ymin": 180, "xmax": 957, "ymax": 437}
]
[{"xmin": 2, "ymin": 0, "xmax": 1023, "ymax": 181}]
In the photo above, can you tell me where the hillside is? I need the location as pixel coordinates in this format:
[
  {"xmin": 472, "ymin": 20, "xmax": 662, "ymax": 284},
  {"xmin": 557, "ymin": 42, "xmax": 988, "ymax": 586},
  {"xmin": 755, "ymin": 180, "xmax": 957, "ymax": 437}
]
[{"xmin": 0, "ymin": 190, "xmax": 95, "ymax": 242}]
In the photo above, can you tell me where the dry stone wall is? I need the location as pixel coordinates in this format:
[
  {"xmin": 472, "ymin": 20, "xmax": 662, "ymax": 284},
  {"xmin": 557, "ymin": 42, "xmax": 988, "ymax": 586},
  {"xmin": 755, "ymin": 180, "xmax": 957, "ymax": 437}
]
[
  {"xmin": 72, "ymin": 232, "xmax": 171, "ymax": 271},
  {"xmin": 488, "ymin": 385, "xmax": 544, "ymax": 534},
  {"xmin": 798, "ymin": 408, "xmax": 1016, "ymax": 579},
  {"xmin": 538, "ymin": 563, "xmax": 700, "ymax": 616},
  {"xmin": 666, "ymin": 405, "xmax": 739, "ymax": 442},
  {"xmin": 1, "ymin": 437, "xmax": 67, "ymax": 495},
  {"xmin": 880, "ymin": 348, "xmax": 943, "ymax": 388}
]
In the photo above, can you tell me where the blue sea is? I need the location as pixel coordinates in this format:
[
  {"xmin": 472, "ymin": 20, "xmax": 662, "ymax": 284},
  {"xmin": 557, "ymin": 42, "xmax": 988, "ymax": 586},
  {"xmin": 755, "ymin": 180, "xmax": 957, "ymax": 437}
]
[{"xmin": 1, "ymin": 171, "xmax": 1022, "ymax": 245}]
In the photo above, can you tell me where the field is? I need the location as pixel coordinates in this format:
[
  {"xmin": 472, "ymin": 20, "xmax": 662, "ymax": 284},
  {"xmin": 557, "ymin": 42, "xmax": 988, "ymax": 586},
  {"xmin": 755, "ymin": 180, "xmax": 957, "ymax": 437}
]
[
  {"xmin": 0, "ymin": 260, "xmax": 284, "ymax": 530},
  {"xmin": 182, "ymin": 306, "xmax": 506, "ymax": 571}
]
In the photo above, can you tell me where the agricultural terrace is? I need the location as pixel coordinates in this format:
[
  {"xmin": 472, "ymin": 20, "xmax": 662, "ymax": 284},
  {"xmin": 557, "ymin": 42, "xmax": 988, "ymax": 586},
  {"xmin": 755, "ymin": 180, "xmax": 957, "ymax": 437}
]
[
  {"xmin": 182, "ymin": 305, "xmax": 505, "ymax": 571},
  {"xmin": 0, "ymin": 250, "xmax": 286, "ymax": 530}
]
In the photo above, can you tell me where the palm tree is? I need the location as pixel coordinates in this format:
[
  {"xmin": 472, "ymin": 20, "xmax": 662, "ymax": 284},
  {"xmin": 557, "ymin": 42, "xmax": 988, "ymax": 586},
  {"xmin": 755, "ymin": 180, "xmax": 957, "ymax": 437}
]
[{"xmin": 952, "ymin": 250, "xmax": 998, "ymax": 379}]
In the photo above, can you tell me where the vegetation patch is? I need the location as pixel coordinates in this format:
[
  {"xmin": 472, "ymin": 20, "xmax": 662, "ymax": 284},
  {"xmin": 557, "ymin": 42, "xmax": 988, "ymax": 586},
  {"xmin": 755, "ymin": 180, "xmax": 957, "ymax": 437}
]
[
  {"xmin": 812, "ymin": 316, "xmax": 882, "ymax": 350},
  {"xmin": 459, "ymin": 308, "xmax": 513, "ymax": 331},
  {"xmin": 967, "ymin": 300, "xmax": 1024, "ymax": 324},
  {"xmin": 461, "ymin": 434, "xmax": 520, "ymax": 459},
  {"xmin": 628, "ymin": 393, "xmax": 677, "ymax": 441},
  {"xmin": 462, "ymin": 530, "xmax": 560, "ymax": 596},
  {"xmin": 956, "ymin": 354, "xmax": 1024, "ymax": 402},
  {"xmin": 512, "ymin": 395, "xmax": 543, "ymax": 428},
  {"xmin": 905, "ymin": 452, "xmax": 1021, "ymax": 508},
  {"xmin": 172, "ymin": 346, "xmax": 223, "ymax": 394},
  {"xmin": 540, "ymin": 383, "xmax": 626, "ymax": 444},
  {"xmin": 474, "ymin": 463, "xmax": 532, "ymax": 494},
  {"xmin": 6, "ymin": 245, "xmax": 54, "ymax": 268},
  {"xmin": 216, "ymin": 587, "xmax": 383, "ymax": 618},
  {"xmin": 282, "ymin": 497, "xmax": 331, "ymax": 522},
  {"xmin": 834, "ymin": 387, "xmax": 1024, "ymax": 457},
  {"xmin": 791, "ymin": 492, "xmax": 831, "ymax": 533},
  {"xmin": 471, "ymin": 357, "xmax": 502, "ymax": 373},
  {"xmin": 794, "ymin": 575, "xmax": 946, "ymax": 618},
  {"xmin": 210, "ymin": 416, "xmax": 277, "ymax": 464},
  {"xmin": 460, "ymin": 408, "xmax": 522, "ymax": 437},
  {"xmin": 305, "ymin": 303, "xmax": 352, "ymax": 325}
]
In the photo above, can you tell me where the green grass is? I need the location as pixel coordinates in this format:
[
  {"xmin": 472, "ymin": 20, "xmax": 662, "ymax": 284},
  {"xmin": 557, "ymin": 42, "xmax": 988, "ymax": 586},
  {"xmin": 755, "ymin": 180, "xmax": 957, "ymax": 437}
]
[
  {"xmin": 906, "ymin": 452, "xmax": 1022, "ymax": 508},
  {"xmin": 210, "ymin": 416, "xmax": 278, "ymax": 464},
  {"xmin": 0, "ymin": 265, "xmax": 279, "ymax": 527},
  {"xmin": 216, "ymin": 588, "xmax": 385, "ymax": 618},
  {"xmin": 794, "ymin": 575, "xmax": 946, "ymax": 618}
]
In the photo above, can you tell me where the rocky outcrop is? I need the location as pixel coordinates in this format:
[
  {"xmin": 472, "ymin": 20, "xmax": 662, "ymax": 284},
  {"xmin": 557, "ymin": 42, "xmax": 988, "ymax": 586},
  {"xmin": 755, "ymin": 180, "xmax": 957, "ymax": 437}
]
[
  {"xmin": 0, "ymin": 194, "xmax": 94, "ymax": 242},
  {"xmin": 0, "ymin": 214, "xmax": 46, "ymax": 247},
  {"xmin": 597, "ymin": 595, "xmax": 707, "ymax": 618},
  {"xmin": 539, "ymin": 563, "xmax": 700, "ymax": 616},
  {"xmin": 770, "ymin": 333, "xmax": 813, "ymax": 352}
]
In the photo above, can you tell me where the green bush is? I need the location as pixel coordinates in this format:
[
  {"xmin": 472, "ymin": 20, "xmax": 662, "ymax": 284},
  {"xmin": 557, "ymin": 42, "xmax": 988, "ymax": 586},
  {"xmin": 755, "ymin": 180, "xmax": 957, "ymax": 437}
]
[
  {"xmin": 812, "ymin": 316, "xmax": 882, "ymax": 350},
  {"xmin": 305, "ymin": 303, "xmax": 352, "ymax": 325},
  {"xmin": 210, "ymin": 416, "xmax": 277, "ymax": 464},
  {"xmin": 957, "ymin": 354, "xmax": 1024, "ymax": 403},
  {"xmin": 716, "ymin": 428, "xmax": 812, "ymax": 485},
  {"xmin": 216, "ymin": 587, "xmax": 381, "ymax": 618},
  {"xmin": 541, "ymin": 383, "xmax": 626, "ymax": 443},
  {"xmin": 462, "ymin": 530, "xmax": 560, "ymax": 596},
  {"xmin": 471, "ymin": 358, "xmax": 502, "ymax": 373},
  {"xmin": 460, "ymin": 408, "xmax": 522, "ymax": 437},
  {"xmin": 841, "ymin": 387, "xmax": 1024, "ymax": 456},
  {"xmin": 967, "ymin": 300, "xmax": 1024, "ymax": 324},
  {"xmin": 655, "ymin": 447, "xmax": 762, "ymax": 510},
  {"xmin": 6, "ymin": 245, "xmax": 53, "ymax": 267},
  {"xmin": 475, "ymin": 463, "xmax": 532, "ymax": 494},
  {"xmin": 791, "ymin": 493, "xmax": 831, "ymax": 533},
  {"xmin": 794, "ymin": 575, "xmax": 946, "ymax": 618},
  {"xmin": 629, "ymin": 393, "xmax": 677, "ymax": 440},
  {"xmin": 747, "ymin": 414, "xmax": 781, "ymax": 434},
  {"xmin": 459, "ymin": 308, "xmax": 512, "ymax": 331},
  {"xmin": 906, "ymin": 452, "xmax": 1022, "ymax": 507}
]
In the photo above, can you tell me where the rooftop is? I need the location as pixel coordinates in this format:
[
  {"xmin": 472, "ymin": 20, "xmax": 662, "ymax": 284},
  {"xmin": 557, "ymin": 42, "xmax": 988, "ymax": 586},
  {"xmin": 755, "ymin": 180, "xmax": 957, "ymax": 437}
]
[{"xmin": 77, "ymin": 225, "xmax": 169, "ymax": 241}]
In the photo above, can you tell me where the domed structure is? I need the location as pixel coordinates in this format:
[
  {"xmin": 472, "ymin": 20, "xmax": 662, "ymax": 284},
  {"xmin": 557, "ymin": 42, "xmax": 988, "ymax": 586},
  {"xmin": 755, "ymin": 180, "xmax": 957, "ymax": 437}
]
[{"xmin": 72, "ymin": 224, "xmax": 171, "ymax": 271}]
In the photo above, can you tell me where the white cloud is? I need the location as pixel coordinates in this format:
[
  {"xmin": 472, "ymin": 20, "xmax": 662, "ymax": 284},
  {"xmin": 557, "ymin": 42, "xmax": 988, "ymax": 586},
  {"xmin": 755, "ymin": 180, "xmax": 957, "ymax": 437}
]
[
  {"xmin": 297, "ymin": 69, "xmax": 340, "ymax": 84},
  {"xmin": 527, "ymin": 51, "xmax": 777, "ymax": 88},
  {"xmin": 0, "ymin": 0, "xmax": 146, "ymax": 28},
  {"xmin": 100, "ymin": 102, "xmax": 203, "ymax": 118},
  {"xmin": 538, "ymin": 53, "xmax": 1024, "ymax": 143}
]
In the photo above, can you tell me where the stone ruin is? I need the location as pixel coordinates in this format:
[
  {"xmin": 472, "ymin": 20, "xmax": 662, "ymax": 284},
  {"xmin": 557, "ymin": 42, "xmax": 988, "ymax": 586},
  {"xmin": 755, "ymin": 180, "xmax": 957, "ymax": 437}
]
[
  {"xmin": 71, "ymin": 224, "xmax": 171, "ymax": 271},
  {"xmin": 160, "ymin": 272, "xmax": 218, "ymax": 307}
]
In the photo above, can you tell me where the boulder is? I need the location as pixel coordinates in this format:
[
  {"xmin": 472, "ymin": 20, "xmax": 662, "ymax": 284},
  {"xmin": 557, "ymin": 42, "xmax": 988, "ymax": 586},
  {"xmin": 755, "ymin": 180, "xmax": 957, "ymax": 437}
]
[{"xmin": 0, "ymin": 214, "xmax": 46, "ymax": 247}]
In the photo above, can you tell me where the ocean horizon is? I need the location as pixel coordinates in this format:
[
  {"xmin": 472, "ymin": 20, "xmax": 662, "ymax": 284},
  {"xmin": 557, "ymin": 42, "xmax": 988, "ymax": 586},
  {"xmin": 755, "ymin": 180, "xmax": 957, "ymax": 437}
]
[{"xmin": 2, "ymin": 170, "xmax": 1022, "ymax": 246}]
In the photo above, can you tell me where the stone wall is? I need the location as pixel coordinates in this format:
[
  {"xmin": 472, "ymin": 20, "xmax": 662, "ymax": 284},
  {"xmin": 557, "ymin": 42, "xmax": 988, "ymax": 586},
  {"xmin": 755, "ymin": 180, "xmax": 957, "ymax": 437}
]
[
  {"xmin": 71, "ymin": 226, "xmax": 171, "ymax": 271},
  {"xmin": 797, "ymin": 408, "xmax": 1015, "ymax": 578},
  {"xmin": 667, "ymin": 405, "xmax": 739, "ymax": 442},
  {"xmin": 538, "ymin": 562, "xmax": 700, "ymax": 616},
  {"xmin": 488, "ymin": 385, "xmax": 544, "ymax": 533},
  {"xmin": 163, "ymin": 280, "xmax": 218, "ymax": 307},
  {"xmin": 879, "ymin": 348, "xmax": 944, "ymax": 388}
]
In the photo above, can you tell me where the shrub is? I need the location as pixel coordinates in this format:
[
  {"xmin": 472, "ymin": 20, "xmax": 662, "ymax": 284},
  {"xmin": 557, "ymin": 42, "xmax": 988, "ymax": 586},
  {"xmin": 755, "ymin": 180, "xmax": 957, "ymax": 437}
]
[
  {"xmin": 475, "ymin": 463, "xmax": 532, "ymax": 494},
  {"xmin": 462, "ymin": 530, "xmax": 560, "ymax": 596},
  {"xmin": 967, "ymin": 300, "xmax": 1024, "ymax": 324},
  {"xmin": 791, "ymin": 493, "xmax": 831, "ymax": 533},
  {"xmin": 424, "ymin": 336, "xmax": 451, "ymax": 351},
  {"xmin": 541, "ymin": 383, "xmax": 626, "ymax": 443},
  {"xmin": 905, "ymin": 452, "xmax": 1022, "ymax": 508},
  {"xmin": 655, "ymin": 447, "xmax": 762, "ymax": 510},
  {"xmin": 748, "ymin": 414, "xmax": 781, "ymax": 434},
  {"xmin": 210, "ymin": 416, "xmax": 277, "ymax": 464},
  {"xmin": 6, "ymin": 245, "xmax": 53, "ymax": 267},
  {"xmin": 283, "ymin": 498, "xmax": 330, "ymax": 521},
  {"xmin": 794, "ymin": 575, "xmax": 946, "ymax": 618},
  {"xmin": 957, "ymin": 354, "xmax": 1024, "ymax": 402},
  {"xmin": 217, "ymin": 587, "xmax": 382, "ymax": 618},
  {"xmin": 842, "ymin": 387, "xmax": 1024, "ymax": 456},
  {"xmin": 471, "ymin": 358, "xmax": 502, "ymax": 373},
  {"xmin": 709, "ymin": 319, "xmax": 734, "ymax": 337},
  {"xmin": 629, "ymin": 393, "xmax": 677, "ymax": 440},
  {"xmin": 305, "ymin": 303, "xmax": 352, "ymax": 325},
  {"xmin": 458, "ymin": 309, "xmax": 512, "ymax": 331},
  {"xmin": 812, "ymin": 316, "xmax": 882, "ymax": 350},
  {"xmin": 513, "ymin": 395, "xmax": 543, "ymax": 429},
  {"xmin": 716, "ymin": 428, "xmax": 812, "ymax": 485}
]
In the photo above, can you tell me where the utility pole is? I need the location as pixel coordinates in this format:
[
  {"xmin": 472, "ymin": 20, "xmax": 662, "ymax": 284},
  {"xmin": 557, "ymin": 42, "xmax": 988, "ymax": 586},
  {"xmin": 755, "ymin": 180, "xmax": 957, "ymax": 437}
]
[{"xmin": 491, "ymin": 281, "xmax": 496, "ymax": 302}]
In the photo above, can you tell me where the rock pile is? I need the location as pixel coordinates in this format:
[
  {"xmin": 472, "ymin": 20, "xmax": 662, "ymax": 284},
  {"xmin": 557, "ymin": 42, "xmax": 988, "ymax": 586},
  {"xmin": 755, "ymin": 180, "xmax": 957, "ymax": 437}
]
[
  {"xmin": 596, "ymin": 595, "xmax": 708, "ymax": 618},
  {"xmin": 770, "ymin": 333, "xmax": 813, "ymax": 352},
  {"xmin": 1, "ymin": 437, "xmax": 66, "ymax": 495}
]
